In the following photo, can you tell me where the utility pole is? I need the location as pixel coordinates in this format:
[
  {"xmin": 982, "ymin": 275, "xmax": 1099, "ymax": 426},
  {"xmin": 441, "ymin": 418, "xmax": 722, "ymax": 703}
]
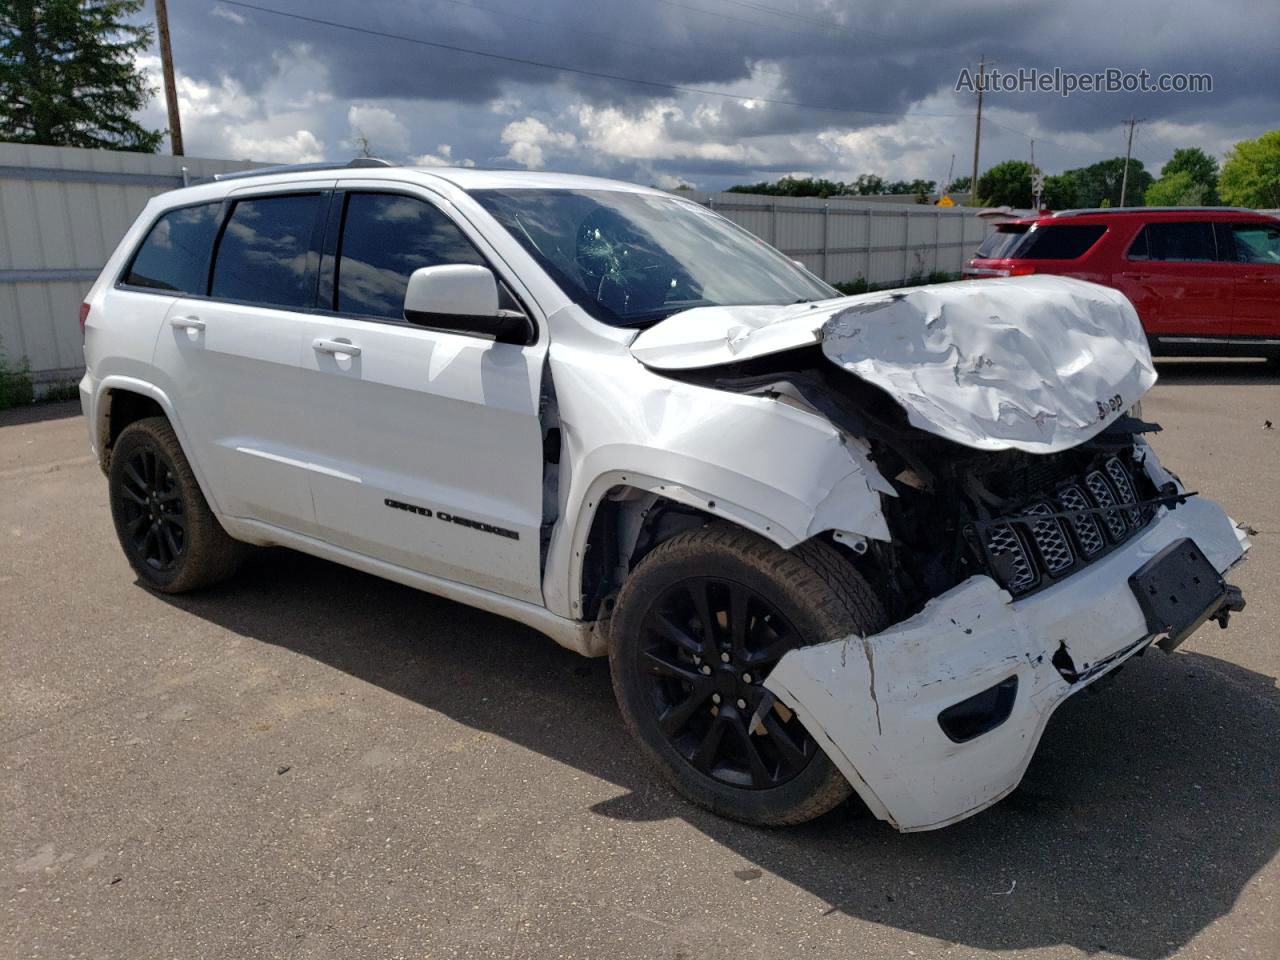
[
  {"xmin": 969, "ymin": 54, "xmax": 985, "ymax": 206},
  {"xmin": 155, "ymin": 0, "xmax": 184, "ymax": 156},
  {"xmin": 1030, "ymin": 139, "xmax": 1042, "ymax": 211},
  {"xmin": 1119, "ymin": 116, "xmax": 1144, "ymax": 207}
]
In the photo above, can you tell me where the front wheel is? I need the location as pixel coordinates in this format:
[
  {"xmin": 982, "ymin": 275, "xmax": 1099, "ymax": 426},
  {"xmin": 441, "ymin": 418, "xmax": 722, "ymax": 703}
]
[
  {"xmin": 609, "ymin": 524, "xmax": 888, "ymax": 826},
  {"xmin": 108, "ymin": 416, "xmax": 245, "ymax": 593}
]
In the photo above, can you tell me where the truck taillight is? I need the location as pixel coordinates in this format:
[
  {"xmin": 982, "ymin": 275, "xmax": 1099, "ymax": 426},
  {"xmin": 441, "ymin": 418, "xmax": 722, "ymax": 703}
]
[{"xmin": 79, "ymin": 302, "xmax": 90, "ymax": 334}]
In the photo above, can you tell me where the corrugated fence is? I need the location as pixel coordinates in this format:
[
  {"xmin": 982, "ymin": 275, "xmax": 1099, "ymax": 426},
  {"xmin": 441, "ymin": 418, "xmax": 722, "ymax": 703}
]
[
  {"xmin": 0, "ymin": 143, "xmax": 992, "ymax": 384},
  {"xmin": 683, "ymin": 190, "xmax": 992, "ymax": 290},
  {"xmin": 0, "ymin": 143, "xmax": 255, "ymax": 385}
]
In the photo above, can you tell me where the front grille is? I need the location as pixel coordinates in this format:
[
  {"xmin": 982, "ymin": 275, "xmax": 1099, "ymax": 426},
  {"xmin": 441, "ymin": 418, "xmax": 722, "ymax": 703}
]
[
  {"xmin": 986, "ymin": 523, "xmax": 1038, "ymax": 594},
  {"xmin": 1057, "ymin": 484, "xmax": 1105, "ymax": 556},
  {"xmin": 975, "ymin": 455, "xmax": 1157, "ymax": 598},
  {"xmin": 1025, "ymin": 502, "xmax": 1074, "ymax": 574}
]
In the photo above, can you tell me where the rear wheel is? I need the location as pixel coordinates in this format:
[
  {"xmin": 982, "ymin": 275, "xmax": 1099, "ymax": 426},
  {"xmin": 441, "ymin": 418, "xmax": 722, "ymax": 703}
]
[
  {"xmin": 109, "ymin": 416, "xmax": 245, "ymax": 593},
  {"xmin": 609, "ymin": 524, "xmax": 888, "ymax": 825}
]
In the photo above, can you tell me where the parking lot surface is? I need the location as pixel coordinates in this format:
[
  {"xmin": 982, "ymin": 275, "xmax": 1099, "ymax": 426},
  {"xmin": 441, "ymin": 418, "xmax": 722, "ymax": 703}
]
[{"xmin": 3, "ymin": 360, "xmax": 1278, "ymax": 960}]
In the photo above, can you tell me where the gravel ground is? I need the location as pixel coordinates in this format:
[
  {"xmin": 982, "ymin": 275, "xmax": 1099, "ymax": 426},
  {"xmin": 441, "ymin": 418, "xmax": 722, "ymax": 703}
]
[{"xmin": 3, "ymin": 358, "xmax": 1277, "ymax": 960}]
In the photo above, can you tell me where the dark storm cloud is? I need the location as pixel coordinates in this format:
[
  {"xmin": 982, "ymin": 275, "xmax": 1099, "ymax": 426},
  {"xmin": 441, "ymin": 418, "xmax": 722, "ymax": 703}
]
[{"xmin": 188, "ymin": 0, "xmax": 1278, "ymax": 139}]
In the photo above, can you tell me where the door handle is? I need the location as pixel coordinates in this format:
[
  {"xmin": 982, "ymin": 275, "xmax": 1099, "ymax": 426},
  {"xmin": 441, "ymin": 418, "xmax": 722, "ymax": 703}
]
[
  {"xmin": 313, "ymin": 337, "xmax": 361, "ymax": 357},
  {"xmin": 170, "ymin": 315, "xmax": 205, "ymax": 331}
]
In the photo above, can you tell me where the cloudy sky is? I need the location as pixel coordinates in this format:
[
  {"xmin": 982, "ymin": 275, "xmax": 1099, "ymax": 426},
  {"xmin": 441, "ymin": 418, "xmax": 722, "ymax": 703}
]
[{"xmin": 133, "ymin": 0, "xmax": 1278, "ymax": 190}]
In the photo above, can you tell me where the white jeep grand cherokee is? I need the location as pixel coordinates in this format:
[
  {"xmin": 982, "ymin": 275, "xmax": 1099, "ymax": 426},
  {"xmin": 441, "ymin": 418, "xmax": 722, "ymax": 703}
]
[{"xmin": 80, "ymin": 160, "xmax": 1248, "ymax": 831}]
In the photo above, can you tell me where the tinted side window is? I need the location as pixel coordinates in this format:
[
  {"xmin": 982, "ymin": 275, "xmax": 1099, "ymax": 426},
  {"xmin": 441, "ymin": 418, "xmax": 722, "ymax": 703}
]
[
  {"xmin": 1017, "ymin": 224, "xmax": 1106, "ymax": 260},
  {"xmin": 123, "ymin": 203, "xmax": 221, "ymax": 293},
  {"xmin": 211, "ymin": 194, "xmax": 322, "ymax": 309},
  {"xmin": 1128, "ymin": 222, "xmax": 1216, "ymax": 262},
  {"xmin": 1230, "ymin": 223, "xmax": 1280, "ymax": 263},
  {"xmin": 335, "ymin": 193, "xmax": 485, "ymax": 319}
]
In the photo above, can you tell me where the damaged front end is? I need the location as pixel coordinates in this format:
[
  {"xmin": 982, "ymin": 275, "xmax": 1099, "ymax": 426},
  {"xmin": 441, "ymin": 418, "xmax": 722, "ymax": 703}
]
[{"xmin": 631, "ymin": 276, "xmax": 1249, "ymax": 831}]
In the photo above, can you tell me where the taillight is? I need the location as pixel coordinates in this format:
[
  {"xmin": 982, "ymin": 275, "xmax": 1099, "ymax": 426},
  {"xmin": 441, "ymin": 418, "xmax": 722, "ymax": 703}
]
[
  {"xmin": 1007, "ymin": 264, "xmax": 1039, "ymax": 276},
  {"xmin": 79, "ymin": 302, "xmax": 90, "ymax": 336}
]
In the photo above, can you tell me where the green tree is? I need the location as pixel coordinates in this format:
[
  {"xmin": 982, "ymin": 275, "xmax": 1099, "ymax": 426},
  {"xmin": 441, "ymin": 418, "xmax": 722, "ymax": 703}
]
[
  {"xmin": 1219, "ymin": 130, "xmax": 1280, "ymax": 209},
  {"xmin": 0, "ymin": 0, "xmax": 162, "ymax": 151},
  {"xmin": 947, "ymin": 174, "xmax": 971, "ymax": 193},
  {"xmin": 1161, "ymin": 147, "xmax": 1219, "ymax": 197},
  {"xmin": 1144, "ymin": 170, "xmax": 1209, "ymax": 206},
  {"xmin": 1042, "ymin": 172, "xmax": 1079, "ymax": 209},
  {"xmin": 726, "ymin": 176, "xmax": 850, "ymax": 198},
  {"xmin": 976, "ymin": 160, "xmax": 1033, "ymax": 207}
]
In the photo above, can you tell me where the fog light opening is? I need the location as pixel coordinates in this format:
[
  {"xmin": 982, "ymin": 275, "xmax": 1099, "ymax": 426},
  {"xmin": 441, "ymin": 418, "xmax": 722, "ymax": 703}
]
[{"xmin": 938, "ymin": 675, "xmax": 1019, "ymax": 743}]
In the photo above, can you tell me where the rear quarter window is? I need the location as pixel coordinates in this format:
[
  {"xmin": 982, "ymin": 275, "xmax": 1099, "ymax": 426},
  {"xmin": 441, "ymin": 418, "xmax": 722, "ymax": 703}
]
[
  {"xmin": 1016, "ymin": 224, "xmax": 1106, "ymax": 260},
  {"xmin": 122, "ymin": 202, "xmax": 222, "ymax": 293},
  {"xmin": 974, "ymin": 226, "xmax": 1028, "ymax": 259}
]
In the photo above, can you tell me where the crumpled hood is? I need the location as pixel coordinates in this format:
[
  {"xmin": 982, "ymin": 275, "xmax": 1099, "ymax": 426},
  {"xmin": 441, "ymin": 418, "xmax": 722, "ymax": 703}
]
[{"xmin": 629, "ymin": 275, "xmax": 1158, "ymax": 453}]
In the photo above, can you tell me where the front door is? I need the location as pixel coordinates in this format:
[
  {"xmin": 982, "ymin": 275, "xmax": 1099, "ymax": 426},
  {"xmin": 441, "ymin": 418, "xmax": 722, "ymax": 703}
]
[
  {"xmin": 297, "ymin": 185, "xmax": 548, "ymax": 604},
  {"xmin": 1119, "ymin": 220, "xmax": 1235, "ymax": 343},
  {"xmin": 1222, "ymin": 221, "xmax": 1280, "ymax": 344}
]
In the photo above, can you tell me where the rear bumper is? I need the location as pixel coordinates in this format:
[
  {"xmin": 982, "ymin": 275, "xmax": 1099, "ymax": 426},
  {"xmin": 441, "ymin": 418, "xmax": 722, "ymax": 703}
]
[{"xmin": 764, "ymin": 495, "xmax": 1249, "ymax": 832}]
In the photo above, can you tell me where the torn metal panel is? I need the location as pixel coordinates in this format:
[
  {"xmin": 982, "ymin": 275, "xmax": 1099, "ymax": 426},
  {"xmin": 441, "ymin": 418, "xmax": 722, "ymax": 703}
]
[
  {"xmin": 764, "ymin": 494, "xmax": 1247, "ymax": 833},
  {"xmin": 631, "ymin": 276, "xmax": 1157, "ymax": 453},
  {"xmin": 539, "ymin": 306, "xmax": 895, "ymax": 620}
]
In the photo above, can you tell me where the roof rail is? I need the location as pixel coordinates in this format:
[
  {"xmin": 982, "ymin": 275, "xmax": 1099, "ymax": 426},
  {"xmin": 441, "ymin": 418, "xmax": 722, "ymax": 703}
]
[
  {"xmin": 210, "ymin": 157, "xmax": 395, "ymax": 183},
  {"xmin": 1052, "ymin": 206, "xmax": 1258, "ymax": 217}
]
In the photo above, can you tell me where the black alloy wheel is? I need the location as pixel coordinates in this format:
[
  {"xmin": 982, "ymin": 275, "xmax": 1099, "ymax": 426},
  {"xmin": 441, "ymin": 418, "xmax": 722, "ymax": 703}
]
[
  {"xmin": 117, "ymin": 445, "xmax": 186, "ymax": 571},
  {"xmin": 637, "ymin": 576, "xmax": 819, "ymax": 790}
]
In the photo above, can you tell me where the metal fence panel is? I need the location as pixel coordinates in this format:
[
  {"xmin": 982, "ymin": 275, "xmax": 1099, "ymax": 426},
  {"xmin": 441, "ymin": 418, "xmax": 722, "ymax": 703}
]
[{"xmin": 0, "ymin": 142, "xmax": 257, "ymax": 383}]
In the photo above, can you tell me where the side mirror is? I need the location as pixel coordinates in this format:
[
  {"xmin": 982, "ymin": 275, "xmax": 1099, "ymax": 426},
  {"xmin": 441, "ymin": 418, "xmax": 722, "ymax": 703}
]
[{"xmin": 403, "ymin": 264, "xmax": 529, "ymax": 344}]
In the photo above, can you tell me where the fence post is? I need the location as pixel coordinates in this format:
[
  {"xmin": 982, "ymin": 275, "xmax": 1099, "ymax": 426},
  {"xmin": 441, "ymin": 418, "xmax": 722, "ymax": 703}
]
[
  {"xmin": 864, "ymin": 209, "xmax": 872, "ymax": 285},
  {"xmin": 822, "ymin": 203, "xmax": 830, "ymax": 281}
]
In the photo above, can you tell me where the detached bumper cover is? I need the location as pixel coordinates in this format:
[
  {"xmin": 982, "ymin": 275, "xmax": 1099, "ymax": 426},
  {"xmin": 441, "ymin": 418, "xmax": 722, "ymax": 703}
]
[{"xmin": 764, "ymin": 495, "xmax": 1248, "ymax": 832}]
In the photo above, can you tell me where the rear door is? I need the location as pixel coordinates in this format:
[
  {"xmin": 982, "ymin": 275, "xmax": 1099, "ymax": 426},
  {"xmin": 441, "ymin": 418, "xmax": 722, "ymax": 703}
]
[
  {"xmin": 1119, "ymin": 220, "xmax": 1234, "ymax": 343},
  {"xmin": 152, "ymin": 184, "xmax": 330, "ymax": 531},
  {"xmin": 1220, "ymin": 221, "xmax": 1280, "ymax": 343},
  {"xmin": 296, "ymin": 182, "xmax": 548, "ymax": 604}
]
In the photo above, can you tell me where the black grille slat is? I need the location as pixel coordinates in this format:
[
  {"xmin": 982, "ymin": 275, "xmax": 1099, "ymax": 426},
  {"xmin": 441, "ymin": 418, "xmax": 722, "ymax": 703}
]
[
  {"xmin": 1058, "ymin": 484, "xmax": 1106, "ymax": 557},
  {"xmin": 1025, "ymin": 501, "xmax": 1074, "ymax": 574},
  {"xmin": 1085, "ymin": 470, "xmax": 1128, "ymax": 540},
  {"xmin": 985, "ymin": 523, "xmax": 1037, "ymax": 594},
  {"xmin": 1105, "ymin": 457, "xmax": 1144, "ymax": 528}
]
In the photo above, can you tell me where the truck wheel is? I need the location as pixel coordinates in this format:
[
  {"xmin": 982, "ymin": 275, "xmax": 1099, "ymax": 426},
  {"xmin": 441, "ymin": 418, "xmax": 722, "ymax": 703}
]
[
  {"xmin": 108, "ymin": 416, "xmax": 245, "ymax": 593},
  {"xmin": 609, "ymin": 523, "xmax": 888, "ymax": 826}
]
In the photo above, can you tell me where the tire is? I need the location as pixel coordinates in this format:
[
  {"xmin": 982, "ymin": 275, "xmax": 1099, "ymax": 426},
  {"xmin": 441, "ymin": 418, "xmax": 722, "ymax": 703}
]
[
  {"xmin": 609, "ymin": 523, "xmax": 888, "ymax": 826},
  {"xmin": 108, "ymin": 416, "xmax": 245, "ymax": 593}
]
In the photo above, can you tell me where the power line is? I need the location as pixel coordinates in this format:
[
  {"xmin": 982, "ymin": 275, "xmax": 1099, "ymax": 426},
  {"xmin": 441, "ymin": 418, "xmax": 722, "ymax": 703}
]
[{"xmin": 220, "ymin": 1, "xmax": 962, "ymax": 120}]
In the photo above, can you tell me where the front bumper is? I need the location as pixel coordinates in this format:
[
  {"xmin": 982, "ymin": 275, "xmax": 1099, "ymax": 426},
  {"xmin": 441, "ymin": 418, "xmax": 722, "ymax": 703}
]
[{"xmin": 764, "ymin": 495, "xmax": 1249, "ymax": 832}]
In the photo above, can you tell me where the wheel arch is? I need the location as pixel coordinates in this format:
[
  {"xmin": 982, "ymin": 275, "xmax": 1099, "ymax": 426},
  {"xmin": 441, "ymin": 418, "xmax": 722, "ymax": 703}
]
[
  {"xmin": 91, "ymin": 376, "xmax": 222, "ymax": 515},
  {"xmin": 557, "ymin": 468, "xmax": 887, "ymax": 629}
]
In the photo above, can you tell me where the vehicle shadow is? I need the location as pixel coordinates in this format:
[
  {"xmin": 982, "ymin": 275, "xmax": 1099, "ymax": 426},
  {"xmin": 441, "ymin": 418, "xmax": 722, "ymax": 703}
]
[
  {"xmin": 158, "ymin": 548, "xmax": 1280, "ymax": 960},
  {"xmin": 1153, "ymin": 358, "xmax": 1278, "ymax": 386}
]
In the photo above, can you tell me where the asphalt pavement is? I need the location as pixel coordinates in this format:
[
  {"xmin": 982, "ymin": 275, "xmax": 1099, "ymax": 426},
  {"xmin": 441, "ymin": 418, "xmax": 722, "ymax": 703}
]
[{"xmin": 3, "ymin": 358, "xmax": 1277, "ymax": 959}]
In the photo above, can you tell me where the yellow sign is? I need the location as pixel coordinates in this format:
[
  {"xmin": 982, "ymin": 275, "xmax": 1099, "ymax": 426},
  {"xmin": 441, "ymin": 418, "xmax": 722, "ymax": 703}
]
[{"xmin": 937, "ymin": 195, "xmax": 955, "ymax": 207}]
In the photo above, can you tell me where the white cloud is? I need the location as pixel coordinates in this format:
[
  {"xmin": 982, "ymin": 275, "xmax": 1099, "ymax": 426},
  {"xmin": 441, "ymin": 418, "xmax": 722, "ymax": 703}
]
[
  {"xmin": 576, "ymin": 103, "xmax": 768, "ymax": 165},
  {"xmin": 488, "ymin": 97, "xmax": 523, "ymax": 116},
  {"xmin": 500, "ymin": 117, "xmax": 577, "ymax": 169},
  {"xmin": 653, "ymin": 173, "xmax": 694, "ymax": 190},
  {"xmin": 226, "ymin": 129, "xmax": 326, "ymax": 163},
  {"xmin": 347, "ymin": 104, "xmax": 409, "ymax": 157},
  {"xmin": 411, "ymin": 144, "xmax": 475, "ymax": 167}
]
